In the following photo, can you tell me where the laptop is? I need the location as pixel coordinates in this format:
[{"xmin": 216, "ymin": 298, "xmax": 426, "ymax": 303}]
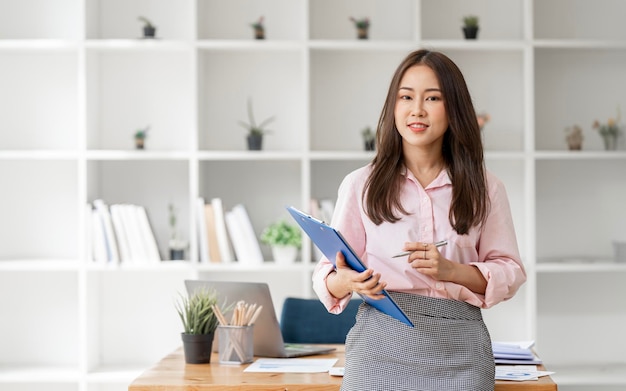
[{"xmin": 184, "ymin": 280, "xmax": 336, "ymax": 358}]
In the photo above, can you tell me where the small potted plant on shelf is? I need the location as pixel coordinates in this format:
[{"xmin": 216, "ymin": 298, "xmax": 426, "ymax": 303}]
[
  {"xmin": 361, "ymin": 126, "xmax": 376, "ymax": 151},
  {"xmin": 250, "ymin": 16, "xmax": 265, "ymax": 39},
  {"xmin": 133, "ymin": 125, "xmax": 150, "ymax": 149},
  {"xmin": 592, "ymin": 108, "xmax": 622, "ymax": 150},
  {"xmin": 462, "ymin": 15, "xmax": 479, "ymax": 39},
  {"xmin": 260, "ymin": 219, "xmax": 302, "ymax": 264},
  {"xmin": 168, "ymin": 203, "xmax": 188, "ymax": 260},
  {"xmin": 239, "ymin": 98, "xmax": 275, "ymax": 151},
  {"xmin": 175, "ymin": 287, "xmax": 222, "ymax": 364},
  {"xmin": 349, "ymin": 16, "xmax": 370, "ymax": 39},
  {"xmin": 138, "ymin": 16, "xmax": 157, "ymax": 38}
]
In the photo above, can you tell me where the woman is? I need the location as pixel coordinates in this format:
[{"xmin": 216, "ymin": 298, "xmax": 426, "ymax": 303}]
[{"xmin": 312, "ymin": 49, "xmax": 526, "ymax": 390}]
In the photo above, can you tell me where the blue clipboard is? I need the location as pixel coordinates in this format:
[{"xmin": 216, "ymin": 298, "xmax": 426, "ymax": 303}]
[{"xmin": 287, "ymin": 206, "xmax": 414, "ymax": 327}]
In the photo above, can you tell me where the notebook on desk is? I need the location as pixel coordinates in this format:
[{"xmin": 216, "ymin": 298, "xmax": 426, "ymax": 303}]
[
  {"xmin": 184, "ymin": 280, "xmax": 336, "ymax": 358},
  {"xmin": 287, "ymin": 206, "xmax": 414, "ymax": 327}
]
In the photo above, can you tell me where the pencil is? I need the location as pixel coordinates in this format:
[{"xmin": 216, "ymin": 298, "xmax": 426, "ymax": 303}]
[{"xmin": 392, "ymin": 240, "xmax": 448, "ymax": 258}]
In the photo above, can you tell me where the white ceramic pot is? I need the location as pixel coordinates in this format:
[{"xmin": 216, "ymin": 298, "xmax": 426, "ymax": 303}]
[{"xmin": 271, "ymin": 245, "xmax": 298, "ymax": 264}]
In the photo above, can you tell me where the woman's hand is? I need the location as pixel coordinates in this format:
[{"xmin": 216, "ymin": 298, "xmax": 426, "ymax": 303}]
[
  {"xmin": 402, "ymin": 241, "xmax": 487, "ymax": 294},
  {"xmin": 327, "ymin": 251, "xmax": 387, "ymax": 300},
  {"xmin": 404, "ymin": 241, "xmax": 455, "ymax": 280}
]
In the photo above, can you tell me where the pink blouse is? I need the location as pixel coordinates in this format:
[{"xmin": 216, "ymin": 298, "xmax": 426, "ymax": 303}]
[{"xmin": 312, "ymin": 164, "xmax": 526, "ymax": 314}]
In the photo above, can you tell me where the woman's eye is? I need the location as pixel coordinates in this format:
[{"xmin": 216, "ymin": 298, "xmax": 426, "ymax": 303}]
[
  {"xmin": 426, "ymin": 95, "xmax": 441, "ymax": 101},
  {"xmin": 399, "ymin": 94, "xmax": 412, "ymax": 100}
]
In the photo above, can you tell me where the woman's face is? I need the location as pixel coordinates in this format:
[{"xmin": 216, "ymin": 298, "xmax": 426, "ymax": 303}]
[{"xmin": 394, "ymin": 64, "xmax": 448, "ymax": 151}]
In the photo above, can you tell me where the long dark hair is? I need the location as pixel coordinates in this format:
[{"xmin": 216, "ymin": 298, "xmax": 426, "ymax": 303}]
[{"xmin": 363, "ymin": 49, "xmax": 488, "ymax": 235}]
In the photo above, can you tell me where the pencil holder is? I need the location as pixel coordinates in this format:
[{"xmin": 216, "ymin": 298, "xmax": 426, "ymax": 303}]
[{"xmin": 218, "ymin": 325, "xmax": 254, "ymax": 364}]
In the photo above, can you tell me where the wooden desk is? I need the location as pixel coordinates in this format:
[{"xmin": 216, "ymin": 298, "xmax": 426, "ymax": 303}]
[{"xmin": 129, "ymin": 345, "xmax": 557, "ymax": 391}]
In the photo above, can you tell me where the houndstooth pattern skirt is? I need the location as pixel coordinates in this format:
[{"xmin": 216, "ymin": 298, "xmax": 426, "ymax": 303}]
[{"xmin": 341, "ymin": 291, "xmax": 494, "ymax": 391}]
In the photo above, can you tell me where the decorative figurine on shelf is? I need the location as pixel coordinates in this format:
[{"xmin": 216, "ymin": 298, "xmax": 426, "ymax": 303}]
[
  {"xmin": 593, "ymin": 108, "xmax": 622, "ymax": 150},
  {"xmin": 250, "ymin": 16, "xmax": 265, "ymax": 39},
  {"xmin": 134, "ymin": 125, "xmax": 150, "ymax": 149},
  {"xmin": 565, "ymin": 125, "xmax": 584, "ymax": 150},
  {"xmin": 168, "ymin": 203, "xmax": 188, "ymax": 260},
  {"xmin": 138, "ymin": 16, "xmax": 157, "ymax": 38},
  {"xmin": 462, "ymin": 15, "xmax": 479, "ymax": 39},
  {"xmin": 349, "ymin": 16, "xmax": 370, "ymax": 39},
  {"xmin": 239, "ymin": 97, "xmax": 275, "ymax": 151},
  {"xmin": 361, "ymin": 126, "xmax": 376, "ymax": 151}
]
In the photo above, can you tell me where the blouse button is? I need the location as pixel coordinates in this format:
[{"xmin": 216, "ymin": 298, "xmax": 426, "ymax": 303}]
[{"xmin": 435, "ymin": 282, "xmax": 444, "ymax": 290}]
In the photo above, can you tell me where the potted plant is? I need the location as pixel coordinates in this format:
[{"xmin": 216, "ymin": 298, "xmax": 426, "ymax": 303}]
[
  {"xmin": 238, "ymin": 98, "xmax": 275, "ymax": 150},
  {"xmin": 168, "ymin": 203, "xmax": 188, "ymax": 260},
  {"xmin": 462, "ymin": 15, "xmax": 479, "ymax": 39},
  {"xmin": 349, "ymin": 16, "xmax": 370, "ymax": 39},
  {"xmin": 361, "ymin": 126, "xmax": 376, "ymax": 151},
  {"xmin": 260, "ymin": 220, "xmax": 302, "ymax": 264},
  {"xmin": 250, "ymin": 16, "xmax": 265, "ymax": 39},
  {"xmin": 175, "ymin": 287, "xmax": 221, "ymax": 364},
  {"xmin": 593, "ymin": 108, "xmax": 622, "ymax": 150},
  {"xmin": 138, "ymin": 16, "xmax": 156, "ymax": 38},
  {"xmin": 134, "ymin": 125, "xmax": 150, "ymax": 149}
]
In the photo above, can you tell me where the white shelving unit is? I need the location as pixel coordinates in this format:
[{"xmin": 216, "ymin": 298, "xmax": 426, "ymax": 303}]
[{"xmin": 0, "ymin": 1, "xmax": 625, "ymax": 390}]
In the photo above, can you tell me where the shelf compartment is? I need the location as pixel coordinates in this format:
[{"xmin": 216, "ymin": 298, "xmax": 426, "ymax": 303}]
[
  {"xmin": 197, "ymin": 49, "xmax": 304, "ymax": 151},
  {"xmin": 534, "ymin": 0, "xmax": 626, "ymax": 41},
  {"xmin": 421, "ymin": 0, "xmax": 524, "ymax": 41},
  {"xmin": 85, "ymin": 0, "xmax": 194, "ymax": 40},
  {"xmin": 197, "ymin": 0, "xmax": 305, "ymax": 41},
  {"xmin": 310, "ymin": 48, "xmax": 524, "ymax": 152},
  {"xmin": 0, "ymin": 51, "xmax": 78, "ymax": 150},
  {"xmin": 85, "ymin": 50, "xmax": 194, "ymax": 151},
  {"xmin": 0, "ymin": 271, "xmax": 79, "ymax": 367},
  {"xmin": 309, "ymin": 0, "xmax": 416, "ymax": 41},
  {"xmin": 310, "ymin": 49, "xmax": 406, "ymax": 151},
  {"xmin": 443, "ymin": 48, "xmax": 525, "ymax": 151},
  {"xmin": 0, "ymin": 0, "xmax": 81, "ymax": 40},
  {"xmin": 0, "ymin": 160, "xmax": 79, "ymax": 260},
  {"xmin": 199, "ymin": 160, "xmax": 302, "ymax": 261},
  {"xmin": 537, "ymin": 273, "xmax": 626, "ymax": 365},
  {"xmin": 87, "ymin": 160, "xmax": 190, "ymax": 262},
  {"xmin": 535, "ymin": 48, "xmax": 626, "ymax": 151},
  {"xmin": 85, "ymin": 270, "xmax": 191, "ymax": 370},
  {"xmin": 535, "ymin": 160, "xmax": 626, "ymax": 261}
]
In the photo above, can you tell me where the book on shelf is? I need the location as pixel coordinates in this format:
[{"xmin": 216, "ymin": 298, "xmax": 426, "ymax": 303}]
[
  {"xmin": 195, "ymin": 197, "xmax": 210, "ymax": 263},
  {"xmin": 225, "ymin": 204, "xmax": 264, "ymax": 266},
  {"xmin": 210, "ymin": 198, "xmax": 234, "ymax": 263},
  {"xmin": 204, "ymin": 202, "xmax": 222, "ymax": 263},
  {"xmin": 90, "ymin": 207, "xmax": 108, "ymax": 263},
  {"xmin": 110, "ymin": 204, "xmax": 132, "ymax": 263},
  {"xmin": 92, "ymin": 199, "xmax": 120, "ymax": 264},
  {"xmin": 89, "ymin": 201, "xmax": 161, "ymax": 265}
]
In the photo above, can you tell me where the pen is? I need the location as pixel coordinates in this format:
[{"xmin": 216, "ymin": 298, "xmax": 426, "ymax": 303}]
[{"xmin": 392, "ymin": 240, "xmax": 448, "ymax": 258}]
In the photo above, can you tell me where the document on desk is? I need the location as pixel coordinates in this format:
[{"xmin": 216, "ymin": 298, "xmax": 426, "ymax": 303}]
[
  {"xmin": 244, "ymin": 358, "xmax": 338, "ymax": 373},
  {"xmin": 495, "ymin": 365, "xmax": 555, "ymax": 381}
]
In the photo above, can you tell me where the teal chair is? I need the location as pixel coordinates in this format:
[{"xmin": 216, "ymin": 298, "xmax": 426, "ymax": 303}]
[{"xmin": 280, "ymin": 298, "xmax": 361, "ymax": 344}]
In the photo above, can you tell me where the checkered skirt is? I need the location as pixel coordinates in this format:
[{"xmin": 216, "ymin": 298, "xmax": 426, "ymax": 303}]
[{"xmin": 341, "ymin": 292, "xmax": 494, "ymax": 391}]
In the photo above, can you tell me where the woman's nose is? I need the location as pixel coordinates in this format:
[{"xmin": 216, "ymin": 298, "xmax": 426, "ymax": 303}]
[{"xmin": 411, "ymin": 101, "xmax": 425, "ymax": 117}]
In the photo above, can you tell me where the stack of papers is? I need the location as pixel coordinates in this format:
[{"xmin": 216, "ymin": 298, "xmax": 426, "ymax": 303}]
[
  {"xmin": 493, "ymin": 341, "xmax": 542, "ymax": 365},
  {"xmin": 495, "ymin": 365, "xmax": 554, "ymax": 381}
]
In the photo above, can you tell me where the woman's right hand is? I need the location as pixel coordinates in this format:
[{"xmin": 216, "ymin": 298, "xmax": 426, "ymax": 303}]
[{"xmin": 329, "ymin": 251, "xmax": 387, "ymax": 300}]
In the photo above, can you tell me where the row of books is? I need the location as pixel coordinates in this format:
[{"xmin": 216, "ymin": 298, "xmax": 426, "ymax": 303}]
[
  {"xmin": 195, "ymin": 197, "xmax": 264, "ymax": 265},
  {"xmin": 195, "ymin": 197, "xmax": 337, "ymax": 265},
  {"xmin": 88, "ymin": 200, "xmax": 161, "ymax": 264}
]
